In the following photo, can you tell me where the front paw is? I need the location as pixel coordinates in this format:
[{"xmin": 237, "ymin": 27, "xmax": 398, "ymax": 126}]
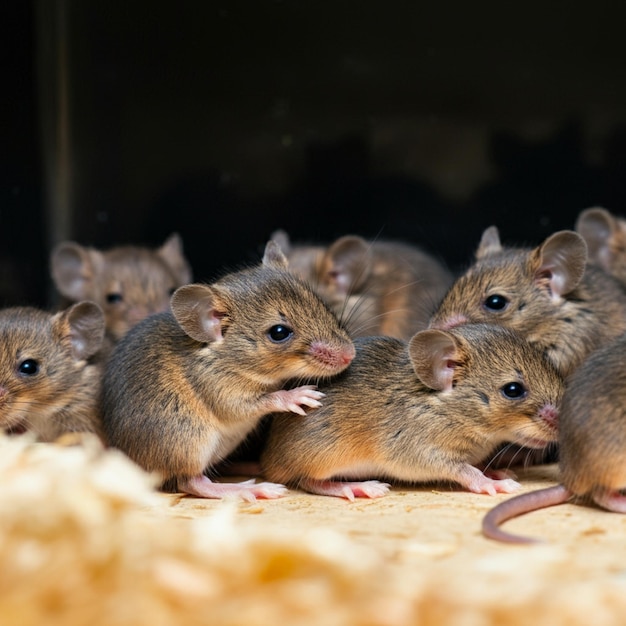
[{"xmin": 269, "ymin": 385, "xmax": 325, "ymax": 415}]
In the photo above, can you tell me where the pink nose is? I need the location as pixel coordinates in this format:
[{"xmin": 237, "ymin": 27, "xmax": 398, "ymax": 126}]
[
  {"xmin": 539, "ymin": 404, "xmax": 559, "ymax": 430},
  {"xmin": 309, "ymin": 342, "xmax": 355, "ymax": 369}
]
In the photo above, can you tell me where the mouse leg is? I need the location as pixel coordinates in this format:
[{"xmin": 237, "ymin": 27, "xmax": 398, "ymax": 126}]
[
  {"xmin": 178, "ymin": 475, "xmax": 288, "ymax": 502},
  {"xmin": 298, "ymin": 478, "xmax": 391, "ymax": 501}
]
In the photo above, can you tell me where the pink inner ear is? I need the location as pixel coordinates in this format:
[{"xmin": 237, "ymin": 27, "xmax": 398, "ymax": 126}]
[
  {"xmin": 437, "ymin": 359, "xmax": 459, "ymax": 392},
  {"xmin": 204, "ymin": 310, "xmax": 224, "ymax": 342}
]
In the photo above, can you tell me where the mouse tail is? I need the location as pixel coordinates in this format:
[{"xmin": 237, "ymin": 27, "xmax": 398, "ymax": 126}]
[{"xmin": 481, "ymin": 484, "xmax": 572, "ymax": 544}]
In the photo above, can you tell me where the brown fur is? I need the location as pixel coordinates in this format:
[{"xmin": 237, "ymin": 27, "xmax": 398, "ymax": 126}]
[
  {"xmin": 430, "ymin": 226, "xmax": 626, "ymax": 376},
  {"xmin": 272, "ymin": 231, "xmax": 454, "ymax": 340},
  {"xmin": 261, "ymin": 323, "xmax": 563, "ymax": 495},
  {"xmin": 50, "ymin": 233, "xmax": 192, "ymax": 345},
  {"xmin": 0, "ymin": 304, "xmax": 105, "ymax": 441},
  {"xmin": 102, "ymin": 242, "xmax": 355, "ymax": 491}
]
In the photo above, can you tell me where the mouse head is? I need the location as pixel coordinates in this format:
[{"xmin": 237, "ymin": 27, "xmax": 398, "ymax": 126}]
[
  {"xmin": 576, "ymin": 206, "xmax": 626, "ymax": 285},
  {"xmin": 408, "ymin": 323, "xmax": 562, "ymax": 453},
  {"xmin": 429, "ymin": 226, "xmax": 588, "ymax": 337},
  {"xmin": 0, "ymin": 302, "xmax": 104, "ymax": 432},
  {"xmin": 171, "ymin": 241, "xmax": 355, "ymax": 385},
  {"xmin": 558, "ymin": 334, "xmax": 626, "ymax": 512},
  {"xmin": 51, "ymin": 233, "xmax": 192, "ymax": 342}
]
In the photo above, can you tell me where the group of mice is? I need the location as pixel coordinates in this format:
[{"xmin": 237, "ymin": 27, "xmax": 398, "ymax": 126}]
[{"xmin": 2, "ymin": 206, "xmax": 625, "ymax": 544}]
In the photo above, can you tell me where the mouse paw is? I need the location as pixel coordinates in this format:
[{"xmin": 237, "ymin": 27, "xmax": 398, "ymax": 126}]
[
  {"xmin": 179, "ymin": 475, "xmax": 288, "ymax": 501},
  {"xmin": 300, "ymin": 478, "xmax": 391, "ymax": 501},
  {"xmin": 268, "ymin": 385, "xmax": 325, "ymax": 416},
  {"xmin": 456, "ymin": 465, "xmax": 522, "ymax": 496}
]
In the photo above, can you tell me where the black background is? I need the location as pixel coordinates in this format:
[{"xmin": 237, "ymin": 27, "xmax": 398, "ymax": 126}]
[{"xmin": 5, "ymin": 2, "xmax": 626, "ymax": 307}]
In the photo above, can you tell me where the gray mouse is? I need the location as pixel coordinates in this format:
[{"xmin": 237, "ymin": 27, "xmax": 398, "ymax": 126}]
[
  {"xmin": 430, "ymin": 225, "xmax": 626, "ymax": 377},
  {"xmin": 101, "ymin": 241, "xmax": 356, "ymax": 501},
  {"xmin": 260, "ymin": 323, "xmax": 563, "ymax": 500},
  {"xmin": 271, "ymin": 230, "xmax": 454, "ymax": 341},
  {"xmin": 0, "ymin": 303, "xmax": 105, "ymax": 442},
  {"xmin": 482, "ymin": 331, "xmax": 626, "ymax": 543},
  {"xmin": 50, "ymin": 233, "xmax": 192, "ymax": 347}
]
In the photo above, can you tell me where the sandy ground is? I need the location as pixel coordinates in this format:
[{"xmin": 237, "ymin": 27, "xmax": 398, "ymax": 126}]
[
  {"xmin": 2, "ymin": 437, "xmax": 626, "ymax": 626},
  {"xmin": 161, "ymin": 464, "xmax": 626, "ymax": 624}
]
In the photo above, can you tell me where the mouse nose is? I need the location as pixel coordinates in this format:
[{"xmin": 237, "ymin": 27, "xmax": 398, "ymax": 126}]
[
  {"xmin": 309, "ymin": 341, "xmax": 355, "ymax": 370},
  {"xmin": 538, "ymin": 403, "xmax": 559, "ymax": 430}
]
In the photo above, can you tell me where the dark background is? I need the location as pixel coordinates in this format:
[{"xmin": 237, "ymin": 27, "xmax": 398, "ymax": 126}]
[{"xmin": 5, "ymin": 1, "xmax": 626, "ymax": 307}]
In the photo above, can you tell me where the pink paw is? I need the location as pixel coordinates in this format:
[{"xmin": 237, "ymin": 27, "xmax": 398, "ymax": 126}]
[
  {"xmin": 269, "ymin": 385, "xmax": 325, "ymax": 415},
  {"xmin": 301, "ymin": 479, "xmax": 391, "ymax": 501},
  {"xmin": 179, "ymin": 475, "xmax": 288, "ymax": 501}
]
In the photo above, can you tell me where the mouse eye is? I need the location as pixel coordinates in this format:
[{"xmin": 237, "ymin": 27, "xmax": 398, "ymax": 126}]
[
  {"xmin": 483, "ymin": 294, "xmax": 509, "ymax": 311},
  {"xmin": 106, "ymin": 292, "xmax": 124, "ymax": 304},
  {"xmin": 501, "ymin": 382, "xmax": 527, "ymax": 400},
  {"xmin": 18, "ymin": 359, "xmax": 40, "ymax": 376},
  {"xmin": 267, "ymin": 324, "xmax": 294, "ymax": 343}
]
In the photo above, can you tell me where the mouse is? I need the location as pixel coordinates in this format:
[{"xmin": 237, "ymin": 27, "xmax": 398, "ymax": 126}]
[
  {"xmin": 575, "ymin": 206, "xmax": 626, "ymax": 285},
  {"xmin": 260, "ymin": 322, "xmax": 563, "ymax": 500},
  {"xmin": 482, "ymin": 331, "xmax": 626, "ymax": 543},
  {"xmin": 0, "ymin": 302, "xmax": 106, "ymax": 442},
  {"xmin": 429, "ymin": 225, "xmax": 626, "ymax": 377},
  {"xmin": 101, "ymin": 240, "xmax": 356, "ymax": 502},
  {"xmin": 50, "ymin": 233, "xmax": 192, "ymax": 347},
  {"xmin": 271, "ymin": 230, "xmax": 454, "ymax": 341}
]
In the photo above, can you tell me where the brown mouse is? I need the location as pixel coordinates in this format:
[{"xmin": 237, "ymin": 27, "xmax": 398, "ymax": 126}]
[
  {"xmin": 575, "ymin": 206, "xmax": 626, "ymax": 285},
  {"xmin": 429, "ymin": 226, "xmax": 626, "ymax": 377},
  {"xmin": 101, "ymin": 241, "xmax": 356, "ymax": 502},
  {"xmin": 0, "ymin": 302, "xmax": 105, "ymax": 442},
  {"xmin": 482, "ymin": 331, "xmax": 626, "ymax": 543},
  {"xmin": 271, "ymin": 230, "xmax": 454, "ymax": 341},
  {"xmin": 260, "ymin": 323, "xmax": 563, "ymax": 500},
  {"xmin": 50, "ymin": 233, "xmax": 192, "ymax": 346}
]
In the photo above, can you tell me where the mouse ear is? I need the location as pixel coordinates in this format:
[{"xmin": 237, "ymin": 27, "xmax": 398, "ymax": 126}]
[
  {"xmin": 531, "ymin": 231, "xmax": 587, "ymax": 300},
  {"xmin": 50, "ymin": 242, "xmax": 104, "ymax": 301},
  {"xmin": 575, "ymin": 207, "xmax": 622, "ymax": 272},
  {"xmin": 408, "ymin": 329, "xmax": 463, "ymax": 392},
  {"xmin": 170, "ymin": 284, "xmax": 226, "ymax": 344},
  {"xmin": 269, "ymin": 229, "xmax": 292, "ymax": 255},
  {"xmin": 262, "ymin": 240, "xmax": 289, "ymax": 270},
  {"xmin": 321, "ymin": 235, "xmax": 371, "ymax": 296},
  {"xmin": 54, "ymin": 301, "xmax": 105, "ymax": 361},
  {"xmin": 475, "ymin": 226, "xmax": 502, "ymax": 259},
  {"xmin": 157, "ymin": 233, "xmax": 193, "ymax": 285}
]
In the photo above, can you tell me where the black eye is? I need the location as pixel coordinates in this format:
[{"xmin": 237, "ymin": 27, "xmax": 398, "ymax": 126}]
[
  {"xmin": 106, "ymin": 293, "xmax": 123, "ymax": 304},
  {"xmin": 268, "ymin": 324, "xmax": 293, "ymax": 343},
  {"xmin": 501, "ymin": 382, "xmax": 527, "ymax": 399},
  {"xmin": 484, "ymin": 294, "xmax": 508, "ymax": 311},
  {"xmin": 18, "ymin": 359, "xmax": 39, "ymax": 376}
]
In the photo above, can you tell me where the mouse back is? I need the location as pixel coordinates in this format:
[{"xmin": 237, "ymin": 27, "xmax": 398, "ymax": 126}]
[{"xmin": 51, "ymin": 233, "xmax": 192, "ymax": 342}]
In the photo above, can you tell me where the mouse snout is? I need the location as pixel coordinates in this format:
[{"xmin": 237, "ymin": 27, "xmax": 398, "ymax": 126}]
[
  {"xmin": 308, "ymin": 340, "xmax": 356, "ymax": 370},
  {"xmin": 538, "ymin": 403, "xmax": 559, "ymax": 431},
  {"xmin": 429, "ymin": 313, "xmax": 469, "ymax": 330}
]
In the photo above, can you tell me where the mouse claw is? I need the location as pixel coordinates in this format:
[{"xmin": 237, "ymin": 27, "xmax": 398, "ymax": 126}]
[{"xmin": 268, "ymin": 386, "xmax": 326, "ymax": 415}]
